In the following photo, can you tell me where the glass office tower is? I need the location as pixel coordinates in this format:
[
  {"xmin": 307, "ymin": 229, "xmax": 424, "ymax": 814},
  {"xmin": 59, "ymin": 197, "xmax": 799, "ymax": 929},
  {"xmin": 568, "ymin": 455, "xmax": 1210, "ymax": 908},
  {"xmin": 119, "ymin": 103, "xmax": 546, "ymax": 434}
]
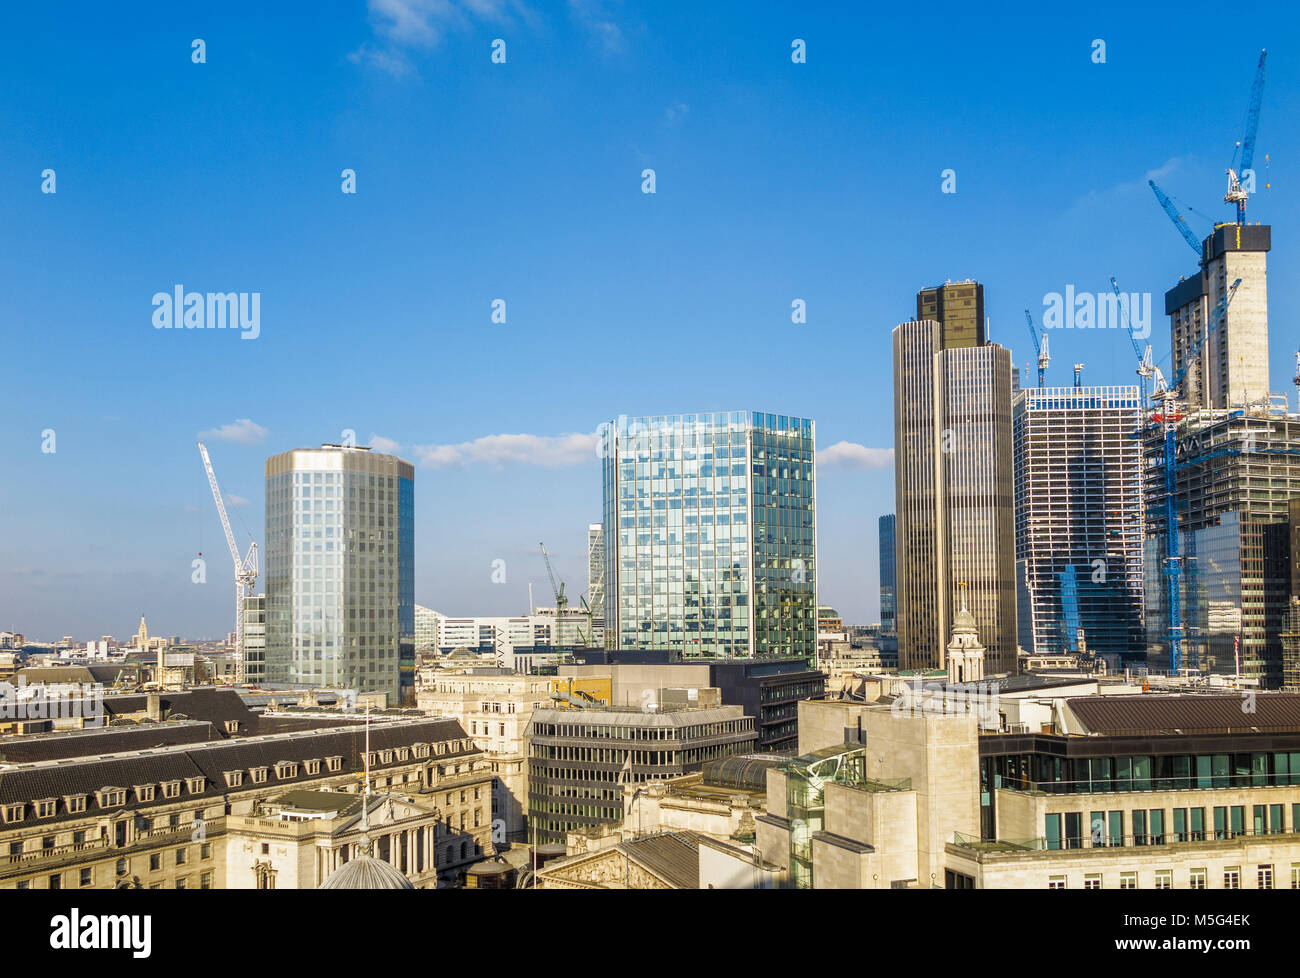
[
  {"xmin": 878, "ymin": 514, "xmax": 896, "ymax": 651},
  {"xmin": 600, "ymin": 412, "xmax": 817, "ymax": 662},
  {"xmin": 265, "ymin": 444, "xmax": 414, "ymax": 701}
]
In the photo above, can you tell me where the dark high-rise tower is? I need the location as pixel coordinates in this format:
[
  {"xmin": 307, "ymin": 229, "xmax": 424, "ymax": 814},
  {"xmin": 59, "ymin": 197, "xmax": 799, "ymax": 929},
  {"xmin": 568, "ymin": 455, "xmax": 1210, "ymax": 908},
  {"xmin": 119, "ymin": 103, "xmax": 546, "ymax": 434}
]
[
  {"xmin": 893, "ymin": 282, "xmax": 1016, "ymax": 675},
  {"xmin": 916, "ymin": 280, "xmax": 985, "ymax": 349}
]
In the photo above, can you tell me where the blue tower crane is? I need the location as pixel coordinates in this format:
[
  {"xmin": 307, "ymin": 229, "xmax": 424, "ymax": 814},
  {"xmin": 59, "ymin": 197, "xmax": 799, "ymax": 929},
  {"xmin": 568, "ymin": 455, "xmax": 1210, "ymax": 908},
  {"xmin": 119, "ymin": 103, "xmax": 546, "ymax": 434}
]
[
  {"xmin": 1109, "ymin": 276, "xmax": 1154, "ymax": 404},
  {"xmin": 1022, "ymin": 309, "xmax": 1049, "ymax": 388},
  {"xmin": 1225, "ymin": 50, "xmax": 1266, "ymax": 224},
  {"xmin": 1149, "ymin": 181, "xmax": 1204, "ymax": 258},
  {"xmin": 1149, "ymin": 278, "xmax": 1241, "ymax": 676}
]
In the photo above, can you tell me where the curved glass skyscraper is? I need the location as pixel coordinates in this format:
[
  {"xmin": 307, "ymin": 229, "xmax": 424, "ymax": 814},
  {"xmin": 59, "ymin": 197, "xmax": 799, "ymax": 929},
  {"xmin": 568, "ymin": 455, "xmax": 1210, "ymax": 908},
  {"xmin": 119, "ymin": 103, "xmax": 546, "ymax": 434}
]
[{"xmin": 265, "ymin": 444, "xmax": 414, "ymax": 701}]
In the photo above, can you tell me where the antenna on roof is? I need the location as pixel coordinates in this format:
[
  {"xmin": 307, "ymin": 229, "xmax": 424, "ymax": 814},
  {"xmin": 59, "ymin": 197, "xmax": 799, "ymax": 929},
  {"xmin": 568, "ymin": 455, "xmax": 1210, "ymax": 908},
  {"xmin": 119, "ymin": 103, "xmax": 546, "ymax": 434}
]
[{"xmin": 360, "ymin": 701, "xmax": 372, "ymax": 856}]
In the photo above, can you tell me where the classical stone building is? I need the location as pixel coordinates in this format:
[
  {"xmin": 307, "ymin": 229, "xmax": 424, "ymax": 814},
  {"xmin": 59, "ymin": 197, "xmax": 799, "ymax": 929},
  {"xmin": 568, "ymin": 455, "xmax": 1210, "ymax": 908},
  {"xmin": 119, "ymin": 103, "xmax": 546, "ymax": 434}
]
[
  {"xmin": 538, "ymin": 831, "xmax": 702, "ymax": 889},
  {"xmin": 0, "ymin": 716, "xmax": 493, "ymax": 889},
  {"xmin": 225, "ymin": 781, "xmax": 490, "ymax": 890},
  {"xmin": 415, "ymin": 671, "xmax": 559, "ymax": 840}
]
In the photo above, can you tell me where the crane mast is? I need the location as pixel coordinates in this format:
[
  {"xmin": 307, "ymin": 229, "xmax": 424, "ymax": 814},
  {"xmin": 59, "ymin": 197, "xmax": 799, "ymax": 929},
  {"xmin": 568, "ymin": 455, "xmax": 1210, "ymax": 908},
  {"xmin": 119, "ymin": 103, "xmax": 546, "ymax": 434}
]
[
  {"xmin": 1150, "ymin": 278, "xmax": 1241, "ymax": 678},
  {"xmin": 538, "ymin": 542, "xmax": 567, "ymax": 613},
  {"xmin": 198, "ymin": 442, "xmax": 259, "ymax": 682},
  {"xmin": 1225, "ymin": 50, "xmax": 1266, "ymax": 224},
  {"xmin": 1022, "ymin": 310, "xmax": 1049, "ymax": 388},
  {"xmin": 1109, "ymin": 276, "xmax": 1154, "ymax": 405}
]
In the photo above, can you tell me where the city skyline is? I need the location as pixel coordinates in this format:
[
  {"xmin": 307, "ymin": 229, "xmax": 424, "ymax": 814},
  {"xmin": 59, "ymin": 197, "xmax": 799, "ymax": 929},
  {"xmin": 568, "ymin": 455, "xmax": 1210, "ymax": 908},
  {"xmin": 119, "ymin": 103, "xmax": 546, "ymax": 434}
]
[{"xmin": 4, "ymin": 3, "xmax": 1298, "ymax": 641}]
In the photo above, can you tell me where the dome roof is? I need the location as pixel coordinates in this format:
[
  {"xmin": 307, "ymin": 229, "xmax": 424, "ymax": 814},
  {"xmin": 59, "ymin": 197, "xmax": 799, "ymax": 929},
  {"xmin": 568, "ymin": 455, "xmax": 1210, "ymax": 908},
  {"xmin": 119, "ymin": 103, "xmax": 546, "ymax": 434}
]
[
  {"xmin": 319, "ymin": 854, "xmax": 414, "ymax": 890},
  {"xmin": 953, "ymin": 606, "xmax": 977, "ymax": 631}
]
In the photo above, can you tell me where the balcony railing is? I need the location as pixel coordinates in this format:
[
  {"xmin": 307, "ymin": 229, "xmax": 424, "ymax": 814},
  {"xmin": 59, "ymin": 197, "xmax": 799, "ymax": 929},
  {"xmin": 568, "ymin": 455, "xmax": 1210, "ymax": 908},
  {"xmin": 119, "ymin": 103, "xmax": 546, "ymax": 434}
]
[
  {"xmin": 992, "ymin": 774, "xmax": 1300, "ymax": 796},
  {"xmin": 3, "ymin": 837, "xmax": 111, "ymax": 866},
  {"xmin": 952, "ymin": 832, "xmax": 1045, "ymax": 852},
  {"xmin": 2, "ymin": 819, "xmax": 221, "ymax": 872},
  {"xmin": 952, "ymin": 828, "xmax": 1298, "ymax": 854}
]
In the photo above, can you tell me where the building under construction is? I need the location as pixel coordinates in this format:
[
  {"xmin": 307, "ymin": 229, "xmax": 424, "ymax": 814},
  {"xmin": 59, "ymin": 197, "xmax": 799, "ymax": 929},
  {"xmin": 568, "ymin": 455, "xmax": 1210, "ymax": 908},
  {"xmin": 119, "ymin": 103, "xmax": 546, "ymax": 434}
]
[
  {"xmin": 1013, "ymin": 386, "xmax": 1145, "ymax": 658},
  {"xmin": 1143, "ymin": 404, "xmax": 1300, "ymax": 686},
  {"xmin": 1281, "ymin": 499, "xmax": 1300, "ymax": 691},
  {"xmin": 1166, "ymin": 224, "xmax": 1272, "ymax": 411}
]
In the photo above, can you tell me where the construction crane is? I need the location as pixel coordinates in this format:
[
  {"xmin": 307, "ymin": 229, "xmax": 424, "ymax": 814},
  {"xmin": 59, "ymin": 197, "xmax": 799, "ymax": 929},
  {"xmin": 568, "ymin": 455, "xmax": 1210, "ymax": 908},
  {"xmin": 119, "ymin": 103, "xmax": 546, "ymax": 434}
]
[
  {"xmin": 577, "ymin": 594, "xmax": 596, "ymax": 647},
  {"xmin": 1148, "ymin": 278, "xmax": 1241, "ymax": 677},
  {"xmin": 1022, "ymin": 310, "xmax": 1050, "ymax": 388},
  {"xmin": 198, "ymin": 443, "xmax": 259, "ymax": 683},
  {"xmin": 1149, "ymin": 180, "xmax": 1204, "ymax": 258},
  {"xmin": 538, "ymin": 542, "xmax": 567, "ymax": 613},
  {"xmin": 1225, "ymin": 50, "xmax": 1266, "ymax": 224},
  {"xmin": 1109, "ymin": 275, "xmax": 1154, "ymax": 404},
  {"xmin": 1151, "ymin": 50, "xmax": 1268, "ymax": 251}
]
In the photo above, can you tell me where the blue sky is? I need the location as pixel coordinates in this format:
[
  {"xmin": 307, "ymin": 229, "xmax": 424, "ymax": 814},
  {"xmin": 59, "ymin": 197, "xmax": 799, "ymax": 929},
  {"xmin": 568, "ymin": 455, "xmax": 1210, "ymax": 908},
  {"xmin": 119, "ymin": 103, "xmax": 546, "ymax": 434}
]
[{"xmin": 2, "ymin": 1, "xmax": 1296, "ymax": 641}]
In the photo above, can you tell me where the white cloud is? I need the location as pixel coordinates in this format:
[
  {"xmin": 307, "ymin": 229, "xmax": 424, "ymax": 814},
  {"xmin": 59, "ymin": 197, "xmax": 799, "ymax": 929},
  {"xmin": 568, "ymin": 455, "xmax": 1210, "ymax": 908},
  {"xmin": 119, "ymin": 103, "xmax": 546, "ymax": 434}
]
[
  {"xmin": 368, "ymin": 434, "xmax": 402, "ymax": 454},
  {"xmin": 347, "ymin": 44, "xmax": 415, "ymax": 78},
  {"xmin": 353, "ymin": 0, "xmax": 530, "ymax": 77},
  {"xmin": 568, "ymin": 0, "xmax": 625, "ymax": 55},
  {"xmin": 412, "ymin": 431, "xmax": 598, "ymax": 468},
  {"xmin": 199, "ymin": 418, "xmax": 268, "ymax": 445},
  {"xmin": 226, "ymin": 494, "xmax": 251, "ymax": 508},
  {"xmin": 1062, "ymin": 156, "xmax": 1188, "ymax": 221},
  {"xmin": 818, "ymin": 441, "xmax": 893, "ymax": 470}
]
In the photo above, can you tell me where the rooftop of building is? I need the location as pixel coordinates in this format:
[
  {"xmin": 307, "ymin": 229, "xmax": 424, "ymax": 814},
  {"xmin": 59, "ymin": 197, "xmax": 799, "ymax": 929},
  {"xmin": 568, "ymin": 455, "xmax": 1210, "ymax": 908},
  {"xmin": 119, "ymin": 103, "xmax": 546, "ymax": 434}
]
[
  {"xmin": 948, "ymin": 673, "xmax": 1099, "ymax": 696},
  {"xmin": 10, "ymin": 664, "xmax": 142, "ymax": 686},
  {"xmin": 0, "ymin": 716, "xmax": 474, "ymax": 830},
  {"xmin": 0, "ymin": 722, "xmax": 219, "ymax": 765},
  {"xmin": 100, "ymin": 688, "xmax": 260, "ymax": 736},
  {"xmin": 1064, "ymin": 692, "xmax": 1300, "ymax": 737},
  {"xmin": 528, "ymin": 704, "xmax": 751, "ymax": 727},
  {"xmin": 266, "ymin": 790, "xmax": 365, "ymax": 816}
]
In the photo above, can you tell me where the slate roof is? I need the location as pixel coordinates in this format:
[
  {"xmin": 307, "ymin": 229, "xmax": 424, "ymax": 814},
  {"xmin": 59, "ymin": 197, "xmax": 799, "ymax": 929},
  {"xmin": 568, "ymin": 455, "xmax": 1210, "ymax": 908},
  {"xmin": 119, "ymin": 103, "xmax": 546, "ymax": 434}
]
[
  {"xmin": 1066, "ymin": 693, "xmax": 1300, "ymax": 736},
  {"xmin": 0, "ymin": 722, "xmax": 218, "ymax": 764},
  {"xmin": 615, "ymin": 832, "xmax": 700, "ymax": 889},
  {"xmin": 102, "ymin": 688, "xmax": 259, "ymax": 736},
  {"xmin": 0, "ymin": 718, "xmax": 472, "ymax": 830},
  {"xmin": 270, "ymin": 790, "xmax": 364, "ymax": 815}
]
